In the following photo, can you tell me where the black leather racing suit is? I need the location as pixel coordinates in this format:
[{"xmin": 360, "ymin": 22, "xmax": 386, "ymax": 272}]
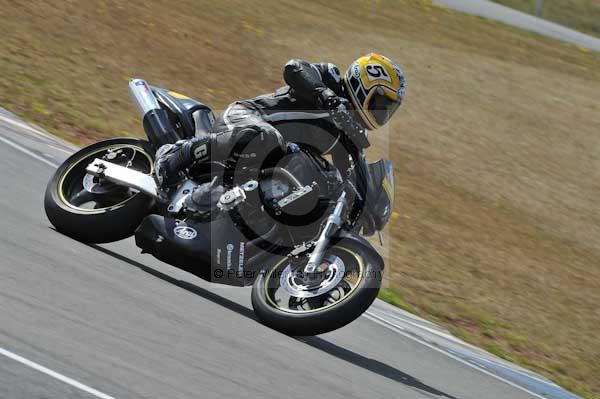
[{"xmin": 154, "ymin": 60, "xmax": 363, "ymax": 185}]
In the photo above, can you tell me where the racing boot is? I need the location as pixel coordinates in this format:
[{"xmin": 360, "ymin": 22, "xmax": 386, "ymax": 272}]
[{"xmin": 154, "ymin": 136, "xmax": 211, "ymax": 187}]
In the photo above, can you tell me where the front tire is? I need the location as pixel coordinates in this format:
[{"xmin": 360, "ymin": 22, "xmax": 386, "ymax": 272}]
[
  {"xmin": 44, "ymin": 138, "xmax": 155, "ymax": 243},
  {"xmin": 251, "ymin": 241, "xmax": 383, "ymax": 336}
]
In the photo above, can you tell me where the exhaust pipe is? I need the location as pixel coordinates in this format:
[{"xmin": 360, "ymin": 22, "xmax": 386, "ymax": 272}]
[{"xmin": 128, "ymin": 79, "xmax": 179, "ymax": 148}]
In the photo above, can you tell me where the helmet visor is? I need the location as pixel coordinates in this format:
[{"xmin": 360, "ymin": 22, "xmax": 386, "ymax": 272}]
[{"xmin": 368, "ymin": 90, "xmax": 401, "ymax": 126}]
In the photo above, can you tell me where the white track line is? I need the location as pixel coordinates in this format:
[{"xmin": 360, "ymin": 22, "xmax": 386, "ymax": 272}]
[
  {"xmin": 369, "ymin": 308, "xmax": 472, "ymax": 345},
  {"xmin": 0, "ymin": 113, "xmax": 46, "ymax": 135},
  {"xmin": 364, "ymin": 312, "xmax": 547, "ymax": 399},
  {"xmin": 0, "ymin": 135, "xmax": 58, "ymax": 167},
  {"xmin": 0, "ymin": 126, "xmax": 114, "ymax": 398},
  {"xmin": 0, "ymin": 113, "xmax": 76, "ymax": 150},
  {"xmin": 47, "ymin": 143, "xmax": 75, "ymax": 154},
  {"xmin": 0, "ymin": 347, "xmax": 116, "ymax": 399}
]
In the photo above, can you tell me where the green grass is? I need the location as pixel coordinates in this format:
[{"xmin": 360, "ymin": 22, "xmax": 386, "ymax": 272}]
[
  {"xmin": 491, "ymin": 0, "xmax": 600, "ymax": 37},
  {"xmin": 378, "ymin": 288, "xmax": 417, "ymax": 313}
]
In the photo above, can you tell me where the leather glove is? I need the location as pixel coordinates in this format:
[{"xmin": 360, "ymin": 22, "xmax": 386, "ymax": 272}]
[
  {"xmin": 327, "ymin": 98, "xmax": 371, "ymax": 149},
  {"xmin": 318, "ymin": 88, "xmax": 343, "ymax": 110},
  {"xmin": 330, "ymin": 99, "xmax": 362, "ymax": 133},
  {"xmin": 318, "ymin": 89, "xmax": 370, "ymax": 148}
]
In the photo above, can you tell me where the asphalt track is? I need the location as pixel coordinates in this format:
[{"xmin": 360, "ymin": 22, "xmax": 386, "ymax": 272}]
[
  {"xmin": 0, "ymin": 112, "xmax": 580, "ymax": 399},
  {"xmin": 432, "ymin": 0, "xmax": 600, "ymax": 52}
]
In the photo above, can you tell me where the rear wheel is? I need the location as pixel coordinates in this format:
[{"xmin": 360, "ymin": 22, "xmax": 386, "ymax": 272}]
[
  {"xmin": 44, "ymin": 138, "xmax": 155, "ymax": 243},
  {"xmin": 251, "ymin": 241, "xmax": 382, "ymax": 336}
]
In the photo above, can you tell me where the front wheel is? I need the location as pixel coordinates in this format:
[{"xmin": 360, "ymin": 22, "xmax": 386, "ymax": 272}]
[
  {"xmin": 44, "ymin": 138, "xmax": 155, "ymax": 243},
  {"xmin": 251, "ymin": 241, "xmax": 383, "ymax": 336}
]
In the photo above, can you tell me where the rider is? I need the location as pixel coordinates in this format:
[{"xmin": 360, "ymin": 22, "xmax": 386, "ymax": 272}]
[{"xmin": 154, "ymin": 53, "xmax": 406, "ymax": 186}]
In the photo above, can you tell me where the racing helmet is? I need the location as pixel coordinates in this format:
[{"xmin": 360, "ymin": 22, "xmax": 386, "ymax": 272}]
[{"xmin": 343, "ymin": 53, "xmax": 406, "ymax": 130}]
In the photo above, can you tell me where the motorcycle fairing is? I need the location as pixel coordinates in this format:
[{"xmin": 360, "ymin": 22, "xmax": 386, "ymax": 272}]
[
  {"xmin": 134, "ymin": 214, "xmax": 287, "ymax": 286},
  {"xmin": 359, "ymin": 159, "xmax": 395, "ymax": 236},
  {"xmin": 135, "ymin": 212, "xmax": 383, "ymax": 287},
  {"xmin": 330, "ymin": 229, "xmax": 385, "ymax": 271}
]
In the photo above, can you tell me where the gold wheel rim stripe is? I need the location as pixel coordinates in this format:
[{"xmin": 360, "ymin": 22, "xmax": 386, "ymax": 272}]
[
  {"xmin": 263, "ymin": 246, "xmax": 365, "ymax": 314},
  {"xmin": 57, "ymin": 144, "xmax": 153, "ymax": 214}
]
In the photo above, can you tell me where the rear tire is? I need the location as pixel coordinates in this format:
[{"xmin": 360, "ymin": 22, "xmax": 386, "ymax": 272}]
[
  {"xmin": 44, "ymin": 138, "xmax": 155, "ymax": 243},
  {"xmin": 251, "ymin": 242, "xmax": 382, "ymax": 336}
]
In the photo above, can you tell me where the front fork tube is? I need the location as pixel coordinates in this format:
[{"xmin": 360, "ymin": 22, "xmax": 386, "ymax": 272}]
[{"xmin": 304, "ymin": 191, "xmax": 346, "ymax": 274}]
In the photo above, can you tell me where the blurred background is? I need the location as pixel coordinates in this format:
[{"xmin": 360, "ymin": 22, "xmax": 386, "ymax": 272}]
[
  {"xmin": 0, "ymin": 0, "xmax": 599, "ymax": 397},
  {"xmin": 491, "ymin": 0, "xmax": 600, "ymax": 34}
]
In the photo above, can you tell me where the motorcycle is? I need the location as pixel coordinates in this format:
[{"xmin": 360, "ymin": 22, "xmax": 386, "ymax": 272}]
[{"xmin": 44, "ymin": 79, "xmax": 395, "ymax": 335}]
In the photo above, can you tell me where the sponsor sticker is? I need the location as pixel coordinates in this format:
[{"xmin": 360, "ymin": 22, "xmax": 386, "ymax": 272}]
[
  {"xmin": 238, "ymin": 242, "xmax": 245, "ymax": 272},
  {"xmin": 135, "ymin": 80, "xmax": 149, "ymax": 92},
  {"xmin": 226, "ymin": 244, "xmax": 234, "ymax": 270},
  {"xmin": 174, "ymin": 226, "xmax": 197, "ymax": 240},
  {"xmin": 352, "ymin": 63, "xmax": 361, "ymax": 79}
]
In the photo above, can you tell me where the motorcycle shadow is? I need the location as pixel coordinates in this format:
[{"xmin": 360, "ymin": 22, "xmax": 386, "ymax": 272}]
[
  {"xmin": 87, "ymin": 243, "xmax": 257, "ymax": 321},
  {"xmin": 87, "ymin": 242, "xmax": 457, "ymax": 399},
  {"xmin": 300, "ymin": 337, "xmax": 457, "ymax": 399}
]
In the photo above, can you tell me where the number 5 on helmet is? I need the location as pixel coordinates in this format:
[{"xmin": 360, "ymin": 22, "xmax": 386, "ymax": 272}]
[{"xmin": 343, "ymin": 53, "xmax": 406, "ymax": 130}]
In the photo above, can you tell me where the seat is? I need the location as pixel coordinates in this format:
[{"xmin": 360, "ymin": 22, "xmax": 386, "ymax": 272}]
[{"xmin": 151, "ymin": 86, "xmax": 215, "ymax": 139}]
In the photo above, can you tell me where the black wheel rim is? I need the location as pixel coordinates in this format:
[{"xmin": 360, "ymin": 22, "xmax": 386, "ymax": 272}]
[
  {"xmin": 58, "ymin": 144, "xmax": 153, "ymax": 213},
  {"xmin": 263, "ymin": 246, "xmax": 365, "ymax": 314}
]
